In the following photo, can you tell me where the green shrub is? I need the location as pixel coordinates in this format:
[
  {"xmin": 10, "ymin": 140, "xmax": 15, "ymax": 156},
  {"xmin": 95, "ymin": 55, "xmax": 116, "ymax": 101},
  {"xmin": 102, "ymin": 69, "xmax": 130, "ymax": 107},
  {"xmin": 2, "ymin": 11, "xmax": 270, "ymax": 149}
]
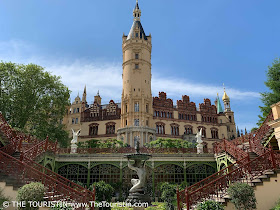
[
  {"xmin": 90, "ymin": 181, "xmax": 114, "ymax": 203},
  {"xmin": 178, "ymin": 181, "xmax": 188, "ymax": 191},
  {"xmin": 228, "ymin": 183, "xmax": 256, "ymax": 210},
  {"xmin": 17, "ymin": 182, "xmax": 45, "ymax": 210},
  {"xmin": 159, "ymin": 182, "xmax": 177, "ymax": 210},
  {"xmin": 78, "ymin": 139, "xmax": 127, "ymax": 149},
  {"xmin": 145, "ymin": 138, "xmax": 196, "ymax": 148},
  {"xmin": 197, "ymin": 200, "xmax": 224, "ymax": 210}
]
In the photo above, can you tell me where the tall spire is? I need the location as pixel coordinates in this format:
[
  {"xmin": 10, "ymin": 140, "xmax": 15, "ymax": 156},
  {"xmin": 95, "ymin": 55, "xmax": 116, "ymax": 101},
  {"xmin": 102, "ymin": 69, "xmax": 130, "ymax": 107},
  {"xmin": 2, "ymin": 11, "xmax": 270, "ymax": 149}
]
[
  {"xmin": 133, "ymin": 0, "xmax": 141, "ymax": 21},
  {"xmin": 127, "ymin": 0, "xmax": 147, "ymax": 40},
  {"xmin": 216, "ymin": 93, "xmax": 223, "ymax": 114},
  {"xmin": 82, "ymin": 85, "xmax": 87, "ymax": 103}
]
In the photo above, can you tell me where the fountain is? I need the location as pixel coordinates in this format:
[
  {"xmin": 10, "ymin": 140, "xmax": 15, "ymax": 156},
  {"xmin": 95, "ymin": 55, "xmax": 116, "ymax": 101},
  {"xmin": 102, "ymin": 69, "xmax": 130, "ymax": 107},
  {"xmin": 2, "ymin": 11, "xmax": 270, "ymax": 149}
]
[{"xmin": 124, "ymin": 136, "xmax": 152, "ymax": 205}]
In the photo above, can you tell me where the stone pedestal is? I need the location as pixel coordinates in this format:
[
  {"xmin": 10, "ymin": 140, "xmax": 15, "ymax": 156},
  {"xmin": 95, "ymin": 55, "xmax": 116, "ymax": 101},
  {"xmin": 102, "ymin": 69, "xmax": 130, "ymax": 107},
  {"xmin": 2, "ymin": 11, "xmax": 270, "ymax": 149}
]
[
  {"xmin": 197, "ymin": 143, "xmax": 204, "ymax": 154},
  {"xmin": 70, "ymin": 143, "xmax": 77, "ymax": 154},
  {"xmin": 126, "ymin": 189, "xmax": 151, "ymax": 205}
]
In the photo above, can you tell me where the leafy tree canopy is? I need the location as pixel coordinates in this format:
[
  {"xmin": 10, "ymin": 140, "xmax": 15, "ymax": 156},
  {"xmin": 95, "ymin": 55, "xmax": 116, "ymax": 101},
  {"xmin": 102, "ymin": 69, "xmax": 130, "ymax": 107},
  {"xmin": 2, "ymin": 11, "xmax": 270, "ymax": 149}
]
[
  {"xmin": 258, "ymin": 58, "xmax": 280, "ymax": 125},
  {"xmin": 0, "ymin": 62, "xmax": 70, "ymax": 146}
]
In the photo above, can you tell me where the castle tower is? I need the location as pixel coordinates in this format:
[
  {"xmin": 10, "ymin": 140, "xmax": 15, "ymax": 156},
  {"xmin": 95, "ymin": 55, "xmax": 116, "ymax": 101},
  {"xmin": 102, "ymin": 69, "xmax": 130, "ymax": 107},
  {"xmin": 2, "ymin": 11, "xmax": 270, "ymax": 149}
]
[
  {"xmin": 118, "ymin": 0, "xmax": 156, "ymax": 146},
  {"xmin": 222, "ymin": 89, "xmax": 236, "ymax": 139},
  {"xmin": 222, "ymin": 89, "xmax": 231, "ymax": 112},
  {"xmin": 94, "ymin": 90, "xmax": 102, "ymax": 105}
]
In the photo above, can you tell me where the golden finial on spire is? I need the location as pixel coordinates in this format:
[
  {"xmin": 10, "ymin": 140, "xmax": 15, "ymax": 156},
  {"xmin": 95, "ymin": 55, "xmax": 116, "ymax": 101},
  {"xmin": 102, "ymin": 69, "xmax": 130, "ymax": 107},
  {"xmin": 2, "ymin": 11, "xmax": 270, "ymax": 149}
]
[{"xmin": 222, "ymin": 84, "xmax": 230, "ymax": 101}]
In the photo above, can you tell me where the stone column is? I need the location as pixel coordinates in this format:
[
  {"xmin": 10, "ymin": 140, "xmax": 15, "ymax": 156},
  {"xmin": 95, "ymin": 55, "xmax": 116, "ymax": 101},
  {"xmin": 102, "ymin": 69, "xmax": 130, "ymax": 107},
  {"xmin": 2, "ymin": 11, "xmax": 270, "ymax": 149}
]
[
  {"xmin": 117, "ymin": 132, "xmax": 120, "ymax": 141},
  {"xmin": 140, "ymin": 130, "xmax": 143, "ymax": 146},
  {"xmin": 130, "ymin": 131, "xmax": 133, "ymax": 147},
  {"xmin": 145, "ymin": 132, "xmax": 148, "ymax": 144}
]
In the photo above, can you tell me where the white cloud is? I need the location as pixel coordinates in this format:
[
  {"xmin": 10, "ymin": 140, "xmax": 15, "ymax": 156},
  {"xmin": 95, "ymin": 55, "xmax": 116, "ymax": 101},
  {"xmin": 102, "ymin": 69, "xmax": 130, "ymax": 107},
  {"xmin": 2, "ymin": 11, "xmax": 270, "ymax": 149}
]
[
  {"xmin": 0, "ymin": 39, "xmax": 260, "ymax": 105},
  {"xmin": 152, "ymin": 75, "xmax": 260, "ymax": 101}
]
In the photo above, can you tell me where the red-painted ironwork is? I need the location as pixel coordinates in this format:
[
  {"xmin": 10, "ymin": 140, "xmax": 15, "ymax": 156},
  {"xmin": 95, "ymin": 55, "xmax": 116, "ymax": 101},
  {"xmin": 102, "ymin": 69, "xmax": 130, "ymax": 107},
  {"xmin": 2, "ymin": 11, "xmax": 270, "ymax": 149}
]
[
  {"xmin": 214, "ymin": 139, "xmax": 248, "ymax": 160},
  {"xmin": 0, "ymin": 112, "xmax": 96, "ymax": 208},
  {"xmin": 249, "ymin": 111, "xmax": 274, "ymax": 156},
  {"xmin": 22, "ymin": 137, "xmax": 58, "ymax": 160},
  {"xmin": 0, "ymin": 150, "xmax": 95, "ymax": 208},
  {"xmin": 57, "ymin": 147, "xmax": 213, "ymax": 154},
  {"xmin": 177, "ymin": 151, "xmax": 276, "ymax": 209},
  {"xmin": 177, "ymin": 111, "xmax": 276, "ymax": 209},
  {"xmin": 231, "ymin": 133, "xmax": 252, "ymax": 146}
]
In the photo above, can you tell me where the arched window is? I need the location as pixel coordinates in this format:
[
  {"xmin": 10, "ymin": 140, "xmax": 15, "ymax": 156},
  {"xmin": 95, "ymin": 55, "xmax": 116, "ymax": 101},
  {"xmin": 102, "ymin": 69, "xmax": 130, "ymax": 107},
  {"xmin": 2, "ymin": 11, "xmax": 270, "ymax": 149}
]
[
  {"xmin": 184, "ymin": 125, "xmax": 193, "ymax": 135},
  {"xmin": 89, "ymin": 123, "xmax": 99, "ymax": 136},
  {"xmin": 106, "ymin": 122, "xmax": 116, "ymax": 134},
  {"xmin": 171, "ymin": 123, "xmax": 179, "ymax": 136},
  {"xmin": 156, "ymin": 122, "xmax": 165, "ymax": 134},
  {"xmin": 211, "ymin": 127, "xmax": 219, "ymax": 139},
  {"xmin": 134, "ymin": 102, "xmax": 139, "ymax": 112}
]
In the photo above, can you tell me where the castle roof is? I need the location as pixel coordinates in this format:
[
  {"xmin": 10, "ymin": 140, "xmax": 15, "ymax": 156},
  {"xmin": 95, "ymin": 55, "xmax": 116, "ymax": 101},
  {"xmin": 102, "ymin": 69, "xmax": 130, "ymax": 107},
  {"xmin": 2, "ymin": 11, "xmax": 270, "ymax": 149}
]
[{"xmin": 127, "ymin": 21, "xmax": 147, "ymax": 40}]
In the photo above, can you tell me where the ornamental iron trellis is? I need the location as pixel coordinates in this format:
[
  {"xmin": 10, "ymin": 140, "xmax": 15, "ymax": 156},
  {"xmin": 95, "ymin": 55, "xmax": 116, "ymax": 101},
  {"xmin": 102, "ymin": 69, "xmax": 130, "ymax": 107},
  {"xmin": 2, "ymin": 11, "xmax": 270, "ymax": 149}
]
[
  {"xmin": 0, "ymin": 113, "xmax": 96, "ymax": 209},
  {"xmin": 177, "ymin": 111, "xmax": 278, "ymax": 210}
]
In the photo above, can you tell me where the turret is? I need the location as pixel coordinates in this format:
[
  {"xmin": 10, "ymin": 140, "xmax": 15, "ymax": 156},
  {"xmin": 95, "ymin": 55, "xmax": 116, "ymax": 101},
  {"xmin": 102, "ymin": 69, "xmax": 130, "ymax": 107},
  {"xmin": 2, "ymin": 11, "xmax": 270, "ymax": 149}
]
[
  {"xmin": 94, "ymin": 90, "xmax": 102, "ymax": 105},
  {"xmin": 118, "ymin": 0, "xmax": 156, "ymax": 146}
]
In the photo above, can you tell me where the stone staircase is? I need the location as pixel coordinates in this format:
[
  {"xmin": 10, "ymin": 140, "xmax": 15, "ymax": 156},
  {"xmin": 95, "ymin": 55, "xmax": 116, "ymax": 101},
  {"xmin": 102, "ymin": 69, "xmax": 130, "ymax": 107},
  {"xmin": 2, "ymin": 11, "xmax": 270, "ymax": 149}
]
[
  {"xmin": 177, "ymin": 111, "xmax": 280, "ymax": 210},
  {"xmin": 0, "ymin": 113, "xmax": 96, "ymax": 209}
]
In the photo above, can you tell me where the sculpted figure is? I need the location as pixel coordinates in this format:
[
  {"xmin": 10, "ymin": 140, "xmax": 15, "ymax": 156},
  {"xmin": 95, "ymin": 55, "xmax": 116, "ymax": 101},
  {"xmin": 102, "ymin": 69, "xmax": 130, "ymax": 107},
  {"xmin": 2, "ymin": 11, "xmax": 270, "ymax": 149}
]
[
  {"xmin": 71, "ymin": 129, "xmax": 81, "ymax": 144},
  {"xmin": 196, "ymin": 128, "xmax": 204, "ymax": 154},
  {"xmin": 196, "ymin": 128, "xmax": 203, "ymax": 144},
  {"xmin": 127, "ymin": 158, "xmax": 147, "ymax": 192}
]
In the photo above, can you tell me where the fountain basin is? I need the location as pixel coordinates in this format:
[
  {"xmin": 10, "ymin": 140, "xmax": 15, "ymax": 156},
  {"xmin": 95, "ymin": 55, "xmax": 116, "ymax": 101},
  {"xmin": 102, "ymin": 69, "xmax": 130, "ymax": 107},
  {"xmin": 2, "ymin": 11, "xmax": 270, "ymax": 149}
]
[{"xmin": 124, "ymin": 153, "xmax": 151, "ymax": 160}]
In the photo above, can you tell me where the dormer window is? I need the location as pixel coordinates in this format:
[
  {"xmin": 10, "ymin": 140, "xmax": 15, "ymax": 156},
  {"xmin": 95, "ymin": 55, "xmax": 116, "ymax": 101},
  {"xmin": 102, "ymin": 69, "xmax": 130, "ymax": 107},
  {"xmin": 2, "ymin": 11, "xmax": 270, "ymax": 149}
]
[{"xmin": 135, "ymin": 33, "xmax": 139, "ymax": 38}]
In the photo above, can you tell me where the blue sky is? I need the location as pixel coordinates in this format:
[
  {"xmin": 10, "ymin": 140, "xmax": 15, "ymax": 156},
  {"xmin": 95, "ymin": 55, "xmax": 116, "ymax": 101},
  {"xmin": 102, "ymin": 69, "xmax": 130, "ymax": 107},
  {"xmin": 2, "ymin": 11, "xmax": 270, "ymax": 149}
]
[{"xmin": 1, "ymin": 0, "xmax": 280, "ymax": 131}]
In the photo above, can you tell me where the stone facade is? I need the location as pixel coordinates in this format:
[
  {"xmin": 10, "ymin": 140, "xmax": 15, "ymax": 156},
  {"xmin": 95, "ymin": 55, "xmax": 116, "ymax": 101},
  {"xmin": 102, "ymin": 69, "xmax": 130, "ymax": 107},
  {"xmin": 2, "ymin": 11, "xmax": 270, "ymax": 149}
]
[{"xmin": 63, "ymin": 1, "xmax": 236, "ymax": 148}]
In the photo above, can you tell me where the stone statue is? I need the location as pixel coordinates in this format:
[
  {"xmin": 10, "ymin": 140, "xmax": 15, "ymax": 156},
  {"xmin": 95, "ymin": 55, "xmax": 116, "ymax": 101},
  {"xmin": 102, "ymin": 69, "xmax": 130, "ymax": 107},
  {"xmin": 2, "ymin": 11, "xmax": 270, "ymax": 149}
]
[
  {"xmin": 127, "ymin": 158, "xmax": 147, "ymax": 193},
  {"xmin": 70, "ymin": 129, "xmax": 80, "ymax": 154},
  {"xmin": 71, "ymin": 129, "xmax": 81, "ymax": 144},
  {"xmin": 196, "ymin": 128, "xmax": 204, "ymax": 154},
  {"xmin": 196, "ymin": 128, "xmax": 203, "ymax": 144}
]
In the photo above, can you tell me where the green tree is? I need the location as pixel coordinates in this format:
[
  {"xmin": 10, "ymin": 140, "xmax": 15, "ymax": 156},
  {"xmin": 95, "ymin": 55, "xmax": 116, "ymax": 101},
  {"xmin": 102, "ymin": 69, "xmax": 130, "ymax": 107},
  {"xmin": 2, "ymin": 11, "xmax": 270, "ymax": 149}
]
[
  {"xmin": 258, "ymin": 58, "xmax": 280, "ymax": 125},
  {"xmin": 0, "ymin": 62, "xmax": 70, "ymax": 146},
  {"xmin": 228, "ymin": 183, "xmax": 256, "ymax": 210},
  {"xmin": 89, "ymin": 181, "xmax": 114, "ymax": 203}
]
